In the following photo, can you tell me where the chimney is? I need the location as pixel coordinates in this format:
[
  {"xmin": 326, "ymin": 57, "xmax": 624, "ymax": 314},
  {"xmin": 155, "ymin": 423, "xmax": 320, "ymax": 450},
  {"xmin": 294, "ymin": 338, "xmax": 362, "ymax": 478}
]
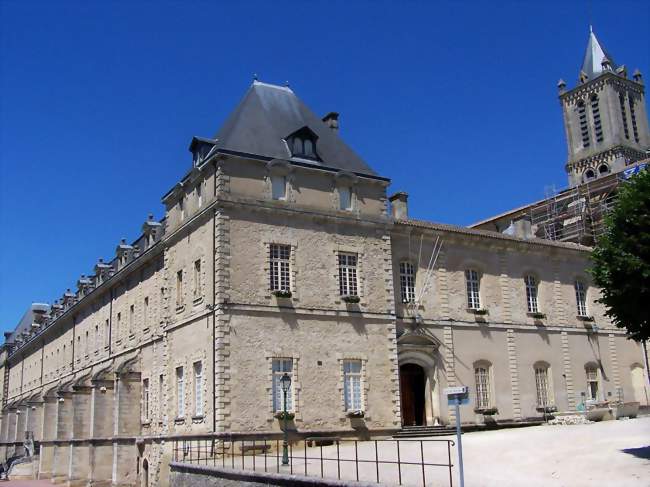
[
  {"xmin": 322, "ymin": 112, "xmax": 339, "ymax": 132},
  {"xmin": 389, "ymin": 192, "xmax": 409, "ymax": 220}
]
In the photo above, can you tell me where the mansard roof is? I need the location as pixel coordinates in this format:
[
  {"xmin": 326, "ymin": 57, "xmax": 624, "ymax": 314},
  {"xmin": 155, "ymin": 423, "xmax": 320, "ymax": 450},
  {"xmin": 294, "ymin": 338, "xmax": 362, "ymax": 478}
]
[
  {"xmin": 580, "ymin": 28, "xmax": 617, "ymax": 82},
  {"xmin": 212, "ymin": 81, "xmax": 379, "ymax": 178}
]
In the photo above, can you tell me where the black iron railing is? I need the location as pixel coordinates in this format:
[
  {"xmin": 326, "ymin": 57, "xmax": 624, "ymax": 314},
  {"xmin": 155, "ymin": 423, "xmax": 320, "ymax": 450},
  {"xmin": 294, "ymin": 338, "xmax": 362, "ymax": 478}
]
[{"xmin": 172, "ymin": 436, "xmax": 455, "ymax": 486}]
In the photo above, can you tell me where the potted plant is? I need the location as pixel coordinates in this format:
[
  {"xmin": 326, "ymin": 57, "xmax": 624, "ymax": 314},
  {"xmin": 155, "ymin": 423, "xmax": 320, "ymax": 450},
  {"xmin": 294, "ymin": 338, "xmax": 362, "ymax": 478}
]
[
  {"xmin": 272, "ymin": 290, "xmax": 292, "ymax": 298},
  {"xmin": 346, "ymin": 409, "xmax": 365, "ymax": 418},
  {"xmin": 529, "ymin": 312, "xmax": 546, "ymax": 320},
  {"xmin": 342, "ymin": 295, "xmax": 360, "ymax": 304},
  {"xmin": 274, "ymin": 411, "xmax": 295, "ymax": 421}
]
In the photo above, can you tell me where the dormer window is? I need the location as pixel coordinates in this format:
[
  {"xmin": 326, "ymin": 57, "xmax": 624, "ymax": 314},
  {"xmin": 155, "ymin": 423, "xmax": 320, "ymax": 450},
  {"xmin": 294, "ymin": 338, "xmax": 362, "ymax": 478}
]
[{"xmin": 287, "ymin": 127, "xmax": 319, "ymax": 160}]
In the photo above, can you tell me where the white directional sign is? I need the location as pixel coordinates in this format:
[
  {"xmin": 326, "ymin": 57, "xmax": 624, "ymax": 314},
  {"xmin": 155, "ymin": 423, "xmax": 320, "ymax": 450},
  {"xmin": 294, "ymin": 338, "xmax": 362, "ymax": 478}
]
[{"xmin": 444, "ymin": 386, "xmax": 468, "ymax": 396}]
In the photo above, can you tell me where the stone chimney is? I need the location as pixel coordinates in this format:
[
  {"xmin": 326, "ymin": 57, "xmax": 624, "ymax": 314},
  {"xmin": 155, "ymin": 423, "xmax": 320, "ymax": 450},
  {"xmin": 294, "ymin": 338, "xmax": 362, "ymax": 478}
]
[
  {"xmin": 389, "ymin": 192, "xmax": 409, "ymax": 220},
  {"xmin": 322, "ymin": 112, "xmax": 339, "ymax": 132}
]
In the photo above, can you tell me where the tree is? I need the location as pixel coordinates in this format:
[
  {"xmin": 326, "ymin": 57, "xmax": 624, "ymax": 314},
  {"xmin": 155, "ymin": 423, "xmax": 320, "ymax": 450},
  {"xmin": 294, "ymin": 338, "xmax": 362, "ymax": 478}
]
[{"xmin": 591, "ymin": 168, "xmax": 650, "ymax": 341}]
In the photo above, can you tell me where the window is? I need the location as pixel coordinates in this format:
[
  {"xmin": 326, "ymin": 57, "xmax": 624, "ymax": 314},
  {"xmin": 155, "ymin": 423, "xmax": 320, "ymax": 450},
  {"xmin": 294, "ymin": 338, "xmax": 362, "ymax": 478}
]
[
  {"xmin": 143, "ymin": 378, "xmax": 150, "ymax": 420},
  {"xmin": 474, "ymin": 365, "xmax": 491, "ymax": 409},
  {"xmin": 176, "ymin": 366, "xmax": 185, "ymax": 417},
  {"xmin": 271, "ymin": 175, "xmax": 287, "ymax": 200},
  {"xmin": 575, "ymin": 280, "xmax": 587, "ymax": 316},
  {"xmin": 193, "ymin": 361, "xmax": 203, "ymax": 416},
  {"xmin": 590, "ymin": 95, "xmax": 603, "ymax": 143},
  {"xmin": 584, "ymin": 169, "xmax": 596, "ymax": 181},
  {"xmin": 598, "ymin": 164, "xmax": 609, "ymax": 175},
  {"xmin": 619, "ymin": 93, "xmax": 630, "ymax": 139},
  {"xmin": 288, "ymin": 129, "xmax": 318, "ymax": 159},
  {"xmin": 105, "ymin": 319, "xmax": 110, "ymax": 347},
  {"xmin": 143, "ymin": 297, "xmax": 149, "ymax": 327},
  {"xmin": 525, "ymin": 275, "xmax": 539, "ymax": 313},
  {"xmin": 343, "ymin": 360, "xmax": 363, "ymax": 411},
  {"xmin": 534, "ymin": 365, "xmax": 550, "ymax": 408},
  {"xmin": 179, "ymin": 197, "xmax": 185, "ymax": 221},
  {"xmin": 129, "ymin": 304, "xmax": 135, "ymax": 333},
  {"xmin": 272, "ymin": 358, "xmax": 293, "ymax": 412},
  {"xmin": 399, "ymin": 262, "xmax": 416, "ymax": 303},
  {"xmin": 586, "ymin": 365, "xmax": 599, "ymax": 401},
  {"xmin": 269, "ymin": 244, "xmax": 291, "ymax": 292},
  {"xmin": 338, "ymin": 253, "xmax": 358, "ymax": 297},
  {"xmin": 117, "ymin": 312, "xmax": 122, "ymax": 336},
  {"xmin": 197, "ymin": 183, "xmax": 202, "ymax": 208},
  {"xmin": 339, "ymin": 186, "xmax": 352, "ymax": 211},
  {"xmin": 577, "ymin": 101, "xmax": 590, "ymax": 148},
  {"xmin": 629, "ymin": 97, "xmax": 639, "ymax": 142},
  {"xmin": 94, "ymin": 324, "xmax": 98, "ymax": 351},
  {"xmin": 465, "ymin": 269, "xmax": 481, "ymax": 310},
  {"xmin": 176, "ymin": 270, "xmax": 183, "ymax": 306},
  {"xmin": 193, "ymin": 260, "xmax": 202, "ymax": 297}
]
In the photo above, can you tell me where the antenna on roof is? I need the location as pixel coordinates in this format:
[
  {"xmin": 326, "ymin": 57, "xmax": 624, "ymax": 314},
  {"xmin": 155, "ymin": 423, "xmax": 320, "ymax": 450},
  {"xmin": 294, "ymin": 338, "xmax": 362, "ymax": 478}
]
[
  {"xmin": 253, "ymin": 73, "xmax": 258, "ymax": 82},
  {"xmin": 285, "ymin": 80, "xmax": 290, "ymax": 88}
]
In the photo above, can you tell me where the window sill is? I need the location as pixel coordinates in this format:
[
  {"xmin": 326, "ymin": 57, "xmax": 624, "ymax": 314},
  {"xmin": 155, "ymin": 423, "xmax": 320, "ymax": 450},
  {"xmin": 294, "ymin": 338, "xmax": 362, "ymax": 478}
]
[
  {"xmin": 141, "ymin": 420, "xmax": 151, "ymax": 427},
  {"xmin": 341, "ymin": 295, "xmax": 360, "ymax": 304},
  {"xmin": 191, "ymin": 415, "xmax": 204, "ymax": 423},
  {"xmin": 176, "ymin": 305, "xmax": 185, "ymax": 314},
  {"xmin": 174, "ymin": 417, "xmax": 186, "ymax": 425},
  {"xmin": 142, "ymin": 327, "xmax": 150, "ymax": 334},
  {"xmin": 193, "ymin": 296, "xmax": 204, "ymax": 306},
  {"xmin": 128, "ymin": 334, "xmax": 136, "ymax": 341},
  {"xmin": 577, "ymin": 315, "xmax": 594, "ymax": 322}
]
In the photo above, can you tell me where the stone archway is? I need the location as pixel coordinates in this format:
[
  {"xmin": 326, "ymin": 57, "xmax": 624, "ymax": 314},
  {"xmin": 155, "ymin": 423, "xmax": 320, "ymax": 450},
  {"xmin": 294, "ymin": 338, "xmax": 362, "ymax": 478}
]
[{"xmin": 397, "ymin": 331, "xmax": 442, "ymax": 426}]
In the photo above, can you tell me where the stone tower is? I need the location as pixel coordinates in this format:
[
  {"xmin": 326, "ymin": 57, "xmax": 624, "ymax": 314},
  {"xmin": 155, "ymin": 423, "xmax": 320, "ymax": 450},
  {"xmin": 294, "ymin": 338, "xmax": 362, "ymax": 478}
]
[{"xmin": 559, "ymin": 28, "xmax": 650, "ymax": 187}]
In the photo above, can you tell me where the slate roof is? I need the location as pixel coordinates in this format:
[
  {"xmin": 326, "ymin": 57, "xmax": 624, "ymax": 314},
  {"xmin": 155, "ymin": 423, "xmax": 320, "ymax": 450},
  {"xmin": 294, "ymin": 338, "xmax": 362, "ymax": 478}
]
[
  {"xmin": 581, "ymin": 28, "xmax": 617, "ymax": 81},
  {"xmin": 212, "ymin": 81, "xmax": 381, "ymax": 178},
  {"xmin": 4, "ymin": 303, "xmax": 50, "ymax": 344}
]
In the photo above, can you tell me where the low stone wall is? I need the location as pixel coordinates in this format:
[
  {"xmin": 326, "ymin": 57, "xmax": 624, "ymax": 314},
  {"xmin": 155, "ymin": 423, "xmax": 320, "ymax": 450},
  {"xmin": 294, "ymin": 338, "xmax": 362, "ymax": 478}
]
[{"xmin": 170, "ymin": 462, "xmax": 380, "ymax": 487}]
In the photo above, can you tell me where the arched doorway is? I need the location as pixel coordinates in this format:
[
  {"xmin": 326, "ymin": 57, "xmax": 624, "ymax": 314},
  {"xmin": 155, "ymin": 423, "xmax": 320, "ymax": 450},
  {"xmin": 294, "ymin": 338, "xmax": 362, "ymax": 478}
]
[{"xmin": 400, "ymin": 363, "xmax": 427, "ymax": 426}]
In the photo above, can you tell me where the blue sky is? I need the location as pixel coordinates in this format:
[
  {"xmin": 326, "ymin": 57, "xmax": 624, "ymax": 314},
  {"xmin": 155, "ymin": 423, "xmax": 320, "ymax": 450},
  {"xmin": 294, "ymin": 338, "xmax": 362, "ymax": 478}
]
[{"xmin": 1, "ymin": 0, "xmax": 648, "ymax": 331}]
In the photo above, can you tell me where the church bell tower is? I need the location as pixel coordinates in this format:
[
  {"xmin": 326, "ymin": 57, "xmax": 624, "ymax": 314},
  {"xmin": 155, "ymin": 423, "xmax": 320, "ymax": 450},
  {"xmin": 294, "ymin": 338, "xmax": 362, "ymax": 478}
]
[{"xmin": 559, "ymin": 28, "xmax": 650, "ymax": 187}]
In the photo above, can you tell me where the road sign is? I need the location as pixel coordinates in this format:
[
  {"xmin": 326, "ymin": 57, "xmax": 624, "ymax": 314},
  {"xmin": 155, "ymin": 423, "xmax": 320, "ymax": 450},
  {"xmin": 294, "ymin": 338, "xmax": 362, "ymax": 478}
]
[{"xmin": 444, "ymin": 386, "xmax": 468, "ymax": 396}]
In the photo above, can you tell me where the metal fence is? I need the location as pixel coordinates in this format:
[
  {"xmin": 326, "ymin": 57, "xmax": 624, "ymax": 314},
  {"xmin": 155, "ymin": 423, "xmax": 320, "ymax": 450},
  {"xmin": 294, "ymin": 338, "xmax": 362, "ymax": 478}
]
[{"xmin": 172, "ymin": 436, "xmax": 455, "ymax": 486}]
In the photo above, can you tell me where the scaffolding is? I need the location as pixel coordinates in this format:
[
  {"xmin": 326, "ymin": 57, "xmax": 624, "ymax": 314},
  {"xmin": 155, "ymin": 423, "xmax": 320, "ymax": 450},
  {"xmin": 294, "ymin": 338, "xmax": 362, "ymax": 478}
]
[{"xmin": 529, "ymin": 174, "xmax": 621, "ymax": 246}]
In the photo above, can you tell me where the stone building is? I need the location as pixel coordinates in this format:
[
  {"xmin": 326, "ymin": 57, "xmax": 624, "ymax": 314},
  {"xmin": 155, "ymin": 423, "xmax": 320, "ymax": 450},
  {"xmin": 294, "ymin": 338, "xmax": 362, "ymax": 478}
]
[{"xmin": 0, "ymin": 31, "xmax": 648, "ymax": 486}]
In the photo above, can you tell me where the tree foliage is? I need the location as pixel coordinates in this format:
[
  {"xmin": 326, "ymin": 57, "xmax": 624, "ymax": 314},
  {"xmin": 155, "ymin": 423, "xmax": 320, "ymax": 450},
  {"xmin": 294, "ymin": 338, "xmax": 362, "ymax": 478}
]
[{"xmin": 591, "ymin": 168, "xmax": 650, "ymax": 341}]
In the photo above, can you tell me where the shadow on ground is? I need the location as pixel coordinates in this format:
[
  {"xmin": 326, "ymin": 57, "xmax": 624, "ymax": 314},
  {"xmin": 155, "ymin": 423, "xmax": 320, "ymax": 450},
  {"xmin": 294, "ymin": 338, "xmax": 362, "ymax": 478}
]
[{"xmin": 621, "ymin": 446, "xmax": 650, "ymax": 460}]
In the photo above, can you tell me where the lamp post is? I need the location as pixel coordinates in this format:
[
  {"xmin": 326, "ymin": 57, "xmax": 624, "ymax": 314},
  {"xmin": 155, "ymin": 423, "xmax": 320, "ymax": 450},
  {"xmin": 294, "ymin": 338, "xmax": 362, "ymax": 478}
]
[{"xmin": 280, "ymin": 372, "xmax": 292, "ymax": 466}]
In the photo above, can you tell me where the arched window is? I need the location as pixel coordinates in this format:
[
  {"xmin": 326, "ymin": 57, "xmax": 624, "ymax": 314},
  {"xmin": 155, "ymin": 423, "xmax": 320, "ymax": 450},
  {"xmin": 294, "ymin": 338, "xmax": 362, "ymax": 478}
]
[
  {"xmin": 399, "ymin": 262, "xmax": 416, "ymax": 303},
  {"xmin": 534, "ymin": 362, "xmax": 551, "ymax": 408},
  {"xmin": 590, "ymin": 94, "xmax": 603, "ymax": 143},
  {"xmin": 524, "ymin": 275, "xmax": 539, "ymax": 313},
  {"xmin": 574, "ymin": 280, "xmax": 588, "ymax": 317},
  {"xmin": 585, "ymin": 364, "xmax": 600, "ymax": 401},
  {"xmin": 598, "ymin": 164, "xmax": 609, "ymax": 175},
  {"xmin": 584, "ymin": 169, "xmax": 596, "ymax": 182},
  {"xmin": 474, "ymin": 361, "xmax": 492, "ymax": 410},
  {"xmin": 619, "ymin": 93, "xmax": 630, "ymax": 139},
  {"xmin": 577, "ymin": 101, "xmax": 590, "ymax": 148},
  {"xmin": 465, "ymin": 269, "xmax": 481, "ymax": 310}
]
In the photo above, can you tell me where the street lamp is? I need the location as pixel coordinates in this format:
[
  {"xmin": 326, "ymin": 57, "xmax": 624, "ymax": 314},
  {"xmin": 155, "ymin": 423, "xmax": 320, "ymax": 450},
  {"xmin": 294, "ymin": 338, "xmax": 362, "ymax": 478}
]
[{"xmin": 280, "ymin": 372, "xmax": 292, "ymax": 466}]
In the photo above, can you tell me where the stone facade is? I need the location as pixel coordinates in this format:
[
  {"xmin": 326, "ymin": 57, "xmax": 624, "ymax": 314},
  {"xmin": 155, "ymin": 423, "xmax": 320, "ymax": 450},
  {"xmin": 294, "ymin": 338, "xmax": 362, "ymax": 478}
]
[{"xmin": 0, "ymin": 76, "xmax": 648, "ymax": 487}]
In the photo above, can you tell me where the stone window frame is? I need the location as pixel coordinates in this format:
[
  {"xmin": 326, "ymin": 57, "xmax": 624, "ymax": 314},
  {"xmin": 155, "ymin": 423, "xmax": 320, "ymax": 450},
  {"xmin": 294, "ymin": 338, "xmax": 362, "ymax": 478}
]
[
  {"xmin": 262, "ymin": 240, "xmax": 299, "ymax": 301},
  {"xmin": 192, "ymin": 359, "xmax": 204, "ymax": 421},
  {"xmin": 142, "ymin": 377, "xmax": 151, "ymax": 423},
  {"xmin": 473, "ymin": 359, "xmax": 495, "ymax": 411},
  {"xmin": 192, "ymin": 251, "xmax": 206, "ymax": 305},
  {"xmin": 533, "ymin": 360, "xmax": 555, "ymax": 409},
  {"xmin": 574, "ymin": 277, "xmax": 589, "ymax": 317},
  {"xmin": 464, "ymin": 267, "xmax": 483, "ymax": 311},
  {"xmin": 398, "ymin": 260, "xmax": 417, "ymax": 304},
  {"xmin": 265, "ymin": 160, "xmax": 294, "ymax": 203},
  {"xmin": 264, "ymin": 352, "xmax": 301, "ymax": 421},
  {"xmin": 336, "ymin": 353, "xmax": 369, "ymax": 419},
  {"xmin": 175, "ymin": 268, "xmax": 185, "ymax": 313},
  {"xmin": 333, "ymin": 248, "xmax": 365, "ymax": 303},
  {"xmin": 174, "ymin": 363, "xmax": 186, "ymax": 422},
  {"xmin": 523, "ymin": 271, "xmax": 541, "ymax": 314},
  {"xmin": 584, "ymin": 362, "xmax": 602, "ymax": 402},
  {"xmin": 333, "ymin": 172, "xmax": 359, "ymax": 213}
]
